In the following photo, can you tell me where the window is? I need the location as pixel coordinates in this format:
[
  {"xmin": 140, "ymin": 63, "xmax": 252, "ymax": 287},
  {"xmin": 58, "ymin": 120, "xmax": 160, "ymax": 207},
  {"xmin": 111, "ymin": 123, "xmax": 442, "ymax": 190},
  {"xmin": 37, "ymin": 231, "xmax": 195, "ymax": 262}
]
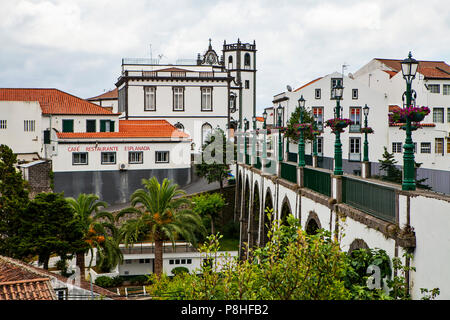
[
  {"xmin": 173, "ymin": 87, "xmax": 184, "ymax": 111},
  {"xmin": 44, "ymin": 130, "xmax": 50, "ymax": 144},
  {"xmin": 175, "ymin": 259, "xmax": 180, "ymax": 265},
  {"xmin": 428, "ymin": 84, "xmax": 440, "ymax": 93},
  {"xmin": 55, "ymin": 288, "xmax": 68, "ymax": 301},
  {"xmin": 448, "ymin": 108, "xmax": 450, "ymax": 123},
  {"xmin": 101, "ymin": 152, "xmax": 116, "ymax": 164},
  {"xmin": 435, "ymin": 138, "xmax": 444, "ymax": 155},
  {"xmin": 228, "ymin": 55, "xmax": 233, "ymax": 69},
  {"xmin": 24, "ymin": 120, "xmax": 35, "ymax": 132},
  {"xmin": 317, "ymin": 137, "xmax": 323, "ymax": 155},
  {"xmin": 245, "ymin": 80, "xmax": 250, "ymax": 89},
  {"xmin": 100, "ymin": 120, "xmax": 115, "ymax": 132},
  {"xmin": 331, "ymin": 78, "xmax": 343, "ymax": 99},
  {"xmin": 414, "ymin": 142, "xmax": 417, "ymax": 154},
  {"xmin": 187, "ymin": 259, "xmax": 192, "ymax": 264},
  {"xmin": 129, "ymin": 151, "xmax": 143, "ymax": 164},
  {"xmin": 201, "ymin": 87, "xmax": 212, "ymax": 111},
  {"xmin": 443, "ymin": 85, "xmax": 450, "ymax": 95},
  {"xmin": 420, "ymin": 142, "xmax": 431, "ymax": 154},
  {"xmin": 244, "ymin": 53, "xmax": 251, "ymax": 68},
  {"xmin": 125, "ymin": 260, "xmax": 132, "ymax": 264},
  {"xmin": 86, "ymin": 120, "xmax": 96, "ymax": 132},
  {"xmin": 433, "ymin": 108, "xmax": 444, "ymax": 123},
  {"xmin": 392, "ymin": 142, "xmax": 402, "ymax": 153},
  {"xmin": 315, "ymin": 89, "xmax": 321, "ymax": 99},
  {"xmin": 312, "ymin": 107, "xmax": 324, "ymax": 131},
  {"xmin": 201, "ymin": 123, "xmax": 212, "ymax": 145},
  {"xmin": 447, "ymin": 140, "xmax": 450, "ymax": 154},
  {"xmin": 349, "ymin": 137, "xmax": 361, "ymax": 161},
  {"xmin": 73, "ymin": 152, "xmax": 88, "ymax": 165},
  {"xmin": 0, "ymin": 120, "xmax": 6, "ymax": 129},
  {"xmin": 62, "ymin": 119, "xmax": 74, "ymax": 132},
  {"xmin": 144, "ymin": 86, "xmax": 156, "ymax": 111},
  {"xmin": 352, "ymin": 89, "xmax": 358, "ymax": 99},
  {"xmin": 169, "ymin": 260, "xmax": 174, "ymax": 265},
  {"xmin": 181, "ymin": 259, "xmax": 186, "ymax": 264},
  {"xmin": 155, "ymin": 151, "xmax": 169, "ymax": 163},
  {"xmin": 349, "ymin": 107, "xmax": 361, "ymax": 132}
]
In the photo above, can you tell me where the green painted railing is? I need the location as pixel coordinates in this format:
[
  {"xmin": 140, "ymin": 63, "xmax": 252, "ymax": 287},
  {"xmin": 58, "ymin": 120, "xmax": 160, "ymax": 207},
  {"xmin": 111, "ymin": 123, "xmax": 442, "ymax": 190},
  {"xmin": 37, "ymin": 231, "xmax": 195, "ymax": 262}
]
[
  {"xmin": 288, "ymin": 152, "xmax": 297, "ymax": 163},
  {"xmin": 281, "ymin": 162, "xmax": 297, "ymax": 184},
  {"xmin": 342, "ymin": 177, "xmax": 396, "ymax": 223},
  {"xmin": 255, "ymin": 156, "xmax": 262, "ymax": 169},
  {"xmin": 245, "ymin": 154, "xmax": 251, "ymax": 165},
  {"xmin": 303, "ymin": 167, "xmax": 331, "ymax": 197}
]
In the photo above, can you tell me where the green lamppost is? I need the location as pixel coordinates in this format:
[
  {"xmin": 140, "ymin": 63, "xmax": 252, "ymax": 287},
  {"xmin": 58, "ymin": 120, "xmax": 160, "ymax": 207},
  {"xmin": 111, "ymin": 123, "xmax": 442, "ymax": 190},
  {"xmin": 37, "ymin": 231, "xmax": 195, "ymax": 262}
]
[
  {"xmin": 244, "ymin": 118, "xmax": 249, "ymax": 163},
  {"xmin": 252, "ymin": 115, "xmax": 257, "ymax": 163},
  {"xmin": 400, "ymin": 52, "xmax": 419, "ymax": 191},
  {"xmin": 297, "ymin": 95, "xmax": 306, "ymax": 167},
  {"xmin": 332, "ymin": 83, "xmax": 344, "ymax": 176},
  {"xmin": 262, "ymin": 110, "xmax": 268, "ymax": 161},
  {"xmin": 277, "ymin": 104, "xmax": 284, "ymax": 162},
  {"xmin": 363, "ymin": 104, "xmax": 370, "ymax": 162}
]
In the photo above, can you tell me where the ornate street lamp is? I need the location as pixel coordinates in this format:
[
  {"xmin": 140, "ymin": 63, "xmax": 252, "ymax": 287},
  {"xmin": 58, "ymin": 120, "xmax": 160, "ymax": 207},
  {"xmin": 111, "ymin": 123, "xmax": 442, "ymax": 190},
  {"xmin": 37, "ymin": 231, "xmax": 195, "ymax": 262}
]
[
  {"xmin": 401, "ymin": 52, "xmax": 419, "ymax": 191},
  {"xmin": 332, "ymin": 83, "xmax": 344, "ymax": 175},
  {"xmin": 277, "ymin": 104, "xmax": 284, "ymax": 162},
  {"xmin": 244, "ymin": 117, "xmax": 249, "ymax": 162},
  {"xmin": 252, "ymin": 115, "xmax": 257, "ymax": 161},
  {"xmin": 262, "ymin": 110, "xmax": 268, "ymax": 160},
  {"xmin": 363, "ymin": 104, "xmax": 370, "ymax": 162},
  {"xmin": 297, "ymin": 95, "xmax": 306, "ymax": 167}
]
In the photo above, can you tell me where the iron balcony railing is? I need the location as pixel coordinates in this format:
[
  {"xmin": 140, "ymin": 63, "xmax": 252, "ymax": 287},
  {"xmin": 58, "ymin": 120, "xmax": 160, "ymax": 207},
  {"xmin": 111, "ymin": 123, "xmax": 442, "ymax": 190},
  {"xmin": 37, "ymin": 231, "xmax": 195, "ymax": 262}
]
[
  {"xmin": 342, "ymin": 176, "xmax": 396, "ymax": 223},
  {"xmin": 281, "ymin": 162, "xmax": 297, "ymax": 184},
  {"xmin": 120, "ymin": 243, "xmax": 197, "ymax": 255},
  {"xmin": 303, "ymin": 167, "xmax": 331, "ymax": 197}
]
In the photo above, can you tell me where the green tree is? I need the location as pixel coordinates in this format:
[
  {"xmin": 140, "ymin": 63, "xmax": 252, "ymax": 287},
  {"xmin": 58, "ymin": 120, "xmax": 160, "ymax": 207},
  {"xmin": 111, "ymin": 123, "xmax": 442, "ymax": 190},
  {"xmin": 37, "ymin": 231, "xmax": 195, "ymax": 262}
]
[
  {"xmin": 66, "ymin": 193, "xmax": 118, "ymax": 277},
  {"xmin": 195, "ymin": 128, "xmax": 233, "ymax": 192},
  {"xmin": 284, "ymin": 106, "xmax": 315, "ymax": 143},
  {"xmin": 191, "ymin": 193, "xmax": 226, "ymax": 235},
  {"xmin": 0, "ymin": 144, "xmax": 30, "ymax": 257},
  {"xmin": 18, "ymin": 192, "xmax": 84, "ymax": 270},
  {"xmin": 117, "ymin": 177, "xmax": 205, "ymax": 277}
]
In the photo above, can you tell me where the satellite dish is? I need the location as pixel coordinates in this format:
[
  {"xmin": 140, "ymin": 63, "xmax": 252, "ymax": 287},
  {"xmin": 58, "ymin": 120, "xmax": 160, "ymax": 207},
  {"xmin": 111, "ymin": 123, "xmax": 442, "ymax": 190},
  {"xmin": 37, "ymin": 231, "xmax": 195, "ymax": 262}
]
[{"xmin": 286, "ymin": 85, "xmax": 292, "ymax": 92}]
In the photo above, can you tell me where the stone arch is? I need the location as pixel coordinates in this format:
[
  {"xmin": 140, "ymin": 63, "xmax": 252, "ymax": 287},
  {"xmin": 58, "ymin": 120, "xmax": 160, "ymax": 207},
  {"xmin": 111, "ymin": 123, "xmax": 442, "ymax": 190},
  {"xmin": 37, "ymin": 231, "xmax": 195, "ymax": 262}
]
[
  {"xmin": 234, "ymin": 170, "xmax": 243, "ymax": 222},
  {"xmin": 240, "ymin": 177, "xmax": 251, "ymax": 259},
  {"xmin": 201, "ymin": 122, "xmax": 213, "ymax": 145},
  {"xmin": 305, "ymin": 211, "xmax": 322, "ymax": 235},
  {"xmin": 348, "ymin": 238, "xmax": 370, "ymax": 255},
  {"xmin": 260, "ymin": 187, "xmax": 274, "ymax": 246},
  {"xmin": 280, "ymin": 196, "xmax": 292, "ymax": 226},
  {"xmin": 248, "ymin": 181, "xmax": 260, "ymax": 249}
]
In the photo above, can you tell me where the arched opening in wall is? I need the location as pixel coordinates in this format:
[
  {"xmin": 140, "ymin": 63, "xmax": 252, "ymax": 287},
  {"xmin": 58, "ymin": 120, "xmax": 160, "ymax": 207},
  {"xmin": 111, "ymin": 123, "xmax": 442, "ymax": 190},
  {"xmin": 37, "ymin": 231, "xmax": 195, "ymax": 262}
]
[
  {"xmin": 244, "ymin": 53, "xmax": 251, "ymax": 69},
  {"xmin": 228, "ymin": 55, "xmax": 233, "ymax": 69},
  {"xmin": 261, "ymin": 188, "xmax": 273, "ymax": 246},
  {"xmin": 240, "ymin": 177, "xmax": 250, "ymax": 259},
  {"xmin": 348, "ymin": 238, "xmax": 370, "ymax": 256},
  {"xmin": 305, "ymin": 211, "xmax": 322, "ymax": 235},
  {"xmin": 201, "ymin": 122, "xmax": 213, "ymax": 146},
  {"xmin": 280, "ymin": 197, "xmax": 292, "ymax": 226},
  {"xmin": 249, "ymin": 182, "xmax": 260, "ymax": 249}
]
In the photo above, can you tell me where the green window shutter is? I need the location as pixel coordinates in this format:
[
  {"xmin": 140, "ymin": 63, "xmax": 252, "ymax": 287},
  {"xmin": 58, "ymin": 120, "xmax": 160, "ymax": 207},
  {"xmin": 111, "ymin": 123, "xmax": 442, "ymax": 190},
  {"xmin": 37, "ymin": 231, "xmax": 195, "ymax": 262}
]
[
  {"xmin": 86, "ymin": 120, "xmax": 96, "ymax": 132},
  {"xmin": 100, "ymin": 120, "xmax": 106, "ymax": 132},
  {"xmin": 110, "ymin": 121, "xmax": 115, "ymax": 132},
  {"xmin": 62, "ymin": 120, "xmax": 74, "ymax": 132}
]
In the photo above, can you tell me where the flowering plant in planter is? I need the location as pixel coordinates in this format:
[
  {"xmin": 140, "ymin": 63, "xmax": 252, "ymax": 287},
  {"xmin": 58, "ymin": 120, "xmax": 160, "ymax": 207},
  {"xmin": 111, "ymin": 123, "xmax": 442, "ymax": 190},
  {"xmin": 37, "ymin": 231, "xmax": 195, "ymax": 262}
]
[
  {"xmin": 399, "ymin": 122, "xmax": 422, "ymax": 131},
  {"xmin": 312, "ymin": 129, "xmax": 321, "ymax": 136},
  {"xmin": 360, "ymin": 127, "xmax": 374, "ymax": 134},
  {"xmin": 325, "ymin": 118, "xmax": 353, "ymax": 133},
  {"xmin": 389, "ymin": 106, "xmax": 430, "ymax": 124}
]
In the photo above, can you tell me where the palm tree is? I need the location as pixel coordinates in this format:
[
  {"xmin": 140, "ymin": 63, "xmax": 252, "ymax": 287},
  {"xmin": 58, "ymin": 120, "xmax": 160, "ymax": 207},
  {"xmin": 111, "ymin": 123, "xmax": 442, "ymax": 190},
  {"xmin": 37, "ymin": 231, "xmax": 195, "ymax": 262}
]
[
  {"xmin": 66, "ymin": 193, "xmax": 118, "ymax": 278},
  {"xmin": 116, "ymin": 177, "xmax": 204, "ymax": 276}
]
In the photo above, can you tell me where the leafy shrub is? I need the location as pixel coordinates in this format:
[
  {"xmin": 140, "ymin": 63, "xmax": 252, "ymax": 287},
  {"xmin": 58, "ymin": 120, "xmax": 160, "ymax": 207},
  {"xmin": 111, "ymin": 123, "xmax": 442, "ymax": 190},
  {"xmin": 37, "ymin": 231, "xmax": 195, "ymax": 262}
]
[
  {"xmin": 171, "ymin": 266, "xmax": 189, "ymax": 276},
  {"xmin": 95, "ymin": 276, "xmax": 114, "ymax": 288}
]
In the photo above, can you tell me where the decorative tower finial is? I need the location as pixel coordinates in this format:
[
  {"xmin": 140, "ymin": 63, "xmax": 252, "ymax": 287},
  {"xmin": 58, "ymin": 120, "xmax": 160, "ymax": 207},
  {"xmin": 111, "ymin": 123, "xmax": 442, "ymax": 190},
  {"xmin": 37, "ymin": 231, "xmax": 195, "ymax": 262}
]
[{"xmin": 208, "ymin": 38, "xmax": 212, "ymax": 49}]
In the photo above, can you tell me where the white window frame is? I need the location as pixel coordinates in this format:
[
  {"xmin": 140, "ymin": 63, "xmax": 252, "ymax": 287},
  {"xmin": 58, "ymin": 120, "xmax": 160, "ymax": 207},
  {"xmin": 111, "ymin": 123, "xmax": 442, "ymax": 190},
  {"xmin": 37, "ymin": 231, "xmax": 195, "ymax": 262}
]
[
  {"xmin": 201, "ymin": 87, "xmax": 212, "ymax": 111},
  {"xmin": 24, "ymin": 120, "xmax": 35, "ymax": 132},
  {"xmin": 428, "ymin": 84, "xmax": 440, "ymax": 94},
  {"xmin": 144, "ymin": 86, "xmax": 156, "ymax": 111},
  {"xmin": 101, "ymin": 152, "xmax": 116, "ymax": 165},
  {"xmin": 173, "ymin": 87, "xmax": 184, "ymax": 111},
  {"xmin": 443, "ymin": 84, "xmax": 450, "ymax": 95},
  {"xmin": 349, "ymin": 137, "xmax": 361, "ymax": 161},
  {"xmin": 155, "ymin": 151, "xmax": 169, "ymax": 163},
  {"xmin": 392, "ymin": 142, "xmax": 402, "ymax": 153},
  {"xmin": 420, "ymin": 142, "xmax": 431, "ymax": 154},
  {"xmin": 128, "ymin": 151, "xmax": 143, "ymax": 164},
  {"xmin": 73, "ymin": 152, "xmax": 88, "ymax": 165},
  {"xmin": 433, "ymin": 108, "xmax": 444, "ymax": 123},
  {"xmin": 435, "ymin": 138, "xmax": 444, "ymax": 155}
]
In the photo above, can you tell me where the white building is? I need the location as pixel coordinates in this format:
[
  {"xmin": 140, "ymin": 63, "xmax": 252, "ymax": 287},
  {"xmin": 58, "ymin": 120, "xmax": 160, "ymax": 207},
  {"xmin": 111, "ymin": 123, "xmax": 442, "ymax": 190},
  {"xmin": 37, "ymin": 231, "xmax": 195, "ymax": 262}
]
[
  {"xmin": 0, "ymin": 88, "xmax": 191, "ymax": 204},
  {"xmin": 267, "ymin": 57, "xmax": 450, "ymax": 194}
]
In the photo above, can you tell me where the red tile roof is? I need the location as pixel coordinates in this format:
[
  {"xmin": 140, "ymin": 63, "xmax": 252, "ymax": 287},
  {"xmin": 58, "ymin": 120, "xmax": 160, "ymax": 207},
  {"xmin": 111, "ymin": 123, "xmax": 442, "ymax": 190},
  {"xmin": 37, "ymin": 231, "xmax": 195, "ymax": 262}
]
[
  {"xmin": 0, "ymin": 255, "xmax": 121, "ymax": 300},
  {"xmin": 294, "ymin": 77, "xmax": 323, "ymax": 92},
  {"xmin": 376, "ymin": 59, "xmax": 450, "ymax": 79},
  {"xmin": 0, "ymin": 88, "xmax": 119, "ymax": 115},
  {"xmin": 57, "ymin": 119, "xmax": 189, "ymax": 139},
  {"xmin": 87, "ymin": 88, "xmax": 118, "ymax": 101},
  {"xmin": 0, "ymin": 278, "xmax": 55, "ymax": 300}
]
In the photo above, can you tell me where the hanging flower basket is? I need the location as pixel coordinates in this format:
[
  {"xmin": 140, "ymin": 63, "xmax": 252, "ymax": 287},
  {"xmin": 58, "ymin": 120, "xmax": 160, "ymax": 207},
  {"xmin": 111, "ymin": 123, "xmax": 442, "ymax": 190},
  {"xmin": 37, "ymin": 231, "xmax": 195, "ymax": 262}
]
[
  {"xmin": 399, "ymin": 122, "xmax": 422, "ymax": 131},
  {"xmin": 325, "ymin": 118, "xmax": 353, "ymax": 133},
  {"xmin": 294, "ymin": 123, "xmax": 313, "ymax": 132},
  {"xmin": 312, "ymin": 129, "xmax": 321, "ymax": 136},
  {"xmin": 389, "ymin": 106, "xmax": 430, "ymax": 124},
  {"xmin": 360, "ymin": 127, "xmax": 374, "ymax": 134}
]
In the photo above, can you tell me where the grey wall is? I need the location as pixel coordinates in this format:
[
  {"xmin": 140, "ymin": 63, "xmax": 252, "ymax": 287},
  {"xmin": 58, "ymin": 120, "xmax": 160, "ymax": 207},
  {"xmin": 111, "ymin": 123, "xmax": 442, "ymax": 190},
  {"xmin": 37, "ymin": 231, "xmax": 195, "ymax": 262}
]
[{"xmin": 54, "ymin": 168, "xmax": 191, "ymax": 204}]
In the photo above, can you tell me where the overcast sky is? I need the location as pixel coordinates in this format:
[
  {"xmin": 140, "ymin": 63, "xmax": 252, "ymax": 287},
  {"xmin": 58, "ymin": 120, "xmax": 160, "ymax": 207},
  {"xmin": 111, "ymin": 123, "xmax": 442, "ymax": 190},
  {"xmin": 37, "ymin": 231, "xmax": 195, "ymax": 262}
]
[{"xmin": 1, "ymin": 0, "xmax": 449, "ymax": 114}]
